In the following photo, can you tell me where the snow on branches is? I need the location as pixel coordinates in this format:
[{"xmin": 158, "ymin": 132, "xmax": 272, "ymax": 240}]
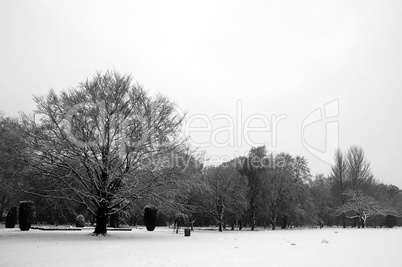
[{"xmin": 332, "ymin": 190, "xmax": 397, "ymax": 228}]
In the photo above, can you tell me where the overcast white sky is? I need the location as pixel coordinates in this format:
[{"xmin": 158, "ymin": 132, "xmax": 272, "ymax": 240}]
[{"xmin": 1, "ymin": 0, "xmax": 401, "ymax": 187}]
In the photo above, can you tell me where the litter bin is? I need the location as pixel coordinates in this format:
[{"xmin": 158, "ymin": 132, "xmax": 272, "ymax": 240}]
[{"xmin": 184, "ymin": 228, "xmax": 191, "ymax": 237}]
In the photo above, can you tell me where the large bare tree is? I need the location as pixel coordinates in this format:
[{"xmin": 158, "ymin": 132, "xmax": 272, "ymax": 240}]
[
  {"xmin": 329, "ymin": 148, "xmax": 348, "ymax": 227},
  {"xmin": 18, "ymin": 71, "xmax": 186, "ymax": 235},
  {"xmin": 347, "ymin": 146, "xmax": 373, "ymax": 191}
]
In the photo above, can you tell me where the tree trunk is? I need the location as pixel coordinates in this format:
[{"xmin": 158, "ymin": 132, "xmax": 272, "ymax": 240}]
[
  {"xmin": 251, "ymin": 213, "xmax": 256, "ymax": 231},
  {"xmin": 218, "ymin": 213, "xmax": 223, "ymax": 232},
  {"xmin": 342, "ymin": 214, "xmax": 346, "ymax": 228},
  {"xmin": 94, "ymin": 201, "xmax": 108, "ymax": 235},
  {"xmin": 281, "ymin": 216, "xmax": 288, "ymax": 229}
]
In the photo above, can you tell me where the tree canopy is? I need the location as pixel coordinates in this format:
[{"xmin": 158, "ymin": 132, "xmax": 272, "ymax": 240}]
[{"xmin": 16, "ymin": 71, "xmax": 187, "ymax": 234}]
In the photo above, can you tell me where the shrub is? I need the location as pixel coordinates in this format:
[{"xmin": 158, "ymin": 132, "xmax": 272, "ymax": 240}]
[
  {"xmin": 19, "ymin": 201, "xmax": 34, "ymax": 231},
  {"xmin": 5, "ymin": 206, "xmax": 18, "ymax": 228},
  {"xmin": 75, "ymin": 214, "xmax": 85, "ymax": 227},
  {"xmin": 109, "ymin": 212, "xmax": 121, "ymax": 228},
  {"xmin": 144, "ymin": 205, "xmax": 157, "ymax": 231},
  {"xmin": 385, "ymin": 215, "xmax": 397, "ymax": 228}
]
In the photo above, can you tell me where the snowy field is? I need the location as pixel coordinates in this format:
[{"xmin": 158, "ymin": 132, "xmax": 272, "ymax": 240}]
[{"xmin": 0, "ymin": 225, "xmax": 400, "ymax": 267}]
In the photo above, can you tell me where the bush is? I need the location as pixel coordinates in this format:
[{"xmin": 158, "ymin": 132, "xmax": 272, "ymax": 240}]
[
  {"xmin": 5, "ymin": 206, "xmax": 18, "ymax": 228},
  {"xmin": 109, "ymin": 212, "xmax": 121, "ymax": 228},
  {"xmin": 385, "ymin": 215, "xmax": 397, "ymax": 228},
  {"xmin": 144, "ymin": 205, "xmax": 157, "ymax": 231},
  {"xmin": 75, "ymin": 214, "xmax": 85, "ymax": 227},
  {"xmin": 19, "ymin": 201, "xmax": 34, "ymax": 231}
]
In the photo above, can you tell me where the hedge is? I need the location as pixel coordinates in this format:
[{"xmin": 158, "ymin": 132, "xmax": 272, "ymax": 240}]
[
  {"xmin": 5, "ymin": 206, "xmax": 18, "ymax": 228},
  {"xmin": 144, "ymin": 205, "xmax": 157, "ymax": 231},
  {"xmin": 19, "ymin": 201, "xmax": 34, "ymax": 231}
]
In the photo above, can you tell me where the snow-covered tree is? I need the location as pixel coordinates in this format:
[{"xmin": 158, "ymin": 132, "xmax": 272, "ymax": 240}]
[
  {"xmin": 17, "ymin": 71, "xmax": 186, "ymax": 235},
  {"xmin": 332, "ymin": 190, "xmax": 397, "ymax": 228},
  {"xmin": 200, "ymin": 165, "xmax": 248, "ymax": 232}
]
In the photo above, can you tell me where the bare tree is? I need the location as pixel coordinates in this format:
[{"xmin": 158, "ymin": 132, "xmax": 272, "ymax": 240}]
[
  {"xmin": 17, "ymin": 71, "xmax": 186, "ymax": 235},
  {"xmin": 310, "ymin": 174, "xmax": 333, "ymax": 228},
  {"xmin": 329, "ymin": 148, "xmax": 348, "ymax": 227},
  {"xmin": 293, "ymin": 156, "xmax": 312, "ymax": 183},
  {"xmin": 345, "ymin": 146, "xmax": 375, "ymax": 227},
  {"xmin": 347, "ymin": 146, "xmax": 372, "ymax": 191},
  {"xmin": 240, "ymin": 146, "xmax": 267, "ymax": 230},
  {"xmin": 332, "ymin": 190, "xmax": 397, "ymax": 228},
  {"xmin": 0, "ymin": 115, "xmax": 26, "ymax": 219},
  {"xmin": 200, "ymin": 166, "xmax": 248, "ymax": 232}
]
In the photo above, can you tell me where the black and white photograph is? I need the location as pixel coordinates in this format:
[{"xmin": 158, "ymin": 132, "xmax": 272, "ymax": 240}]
[{"xmin": 0, "ymin": 1, "xmax": 401, "ymax": 266}]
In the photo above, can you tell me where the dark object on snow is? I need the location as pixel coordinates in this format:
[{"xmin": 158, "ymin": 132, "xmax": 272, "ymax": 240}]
[
  {"xmin": 184, "ymin": 228, "xmax": 191, "ymax": 237},
  {"xmin": 107, "ymin": 228, "xmax": 132, "ymax": 231},
  {"xmin": 75, "ymin": 214, "xmax": 85, "ymax": 227},
  {"xmin": 144, "ymin": 205, "xmax": 157, "ymax": 231},
  {"xmin": 5, "ymin": 206, "xmax": 18, "ymax": 228},
  {"xmin": 32, "ymin": 226, "xmax": 82, "ymax": 231},
  {"xmin": 19, "ymin": 201, "xmax": 34, "ymax": 231}
]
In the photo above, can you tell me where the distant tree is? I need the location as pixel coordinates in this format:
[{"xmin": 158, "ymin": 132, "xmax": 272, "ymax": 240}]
[
  {"xmin": 347, "ymin": 146, "xmax": 372, "ymax": 191},
  {"xmin": 293, "ymin": 156, "xmax": 312, "ymax": 183},
  {"xmin": 329, "ymin": 148, "xmax": 348, "ymax": 227},
  {"xmin": 384, "ymin": 215, "xmax": 397, "ymax": 228},
  {"xmin": 240, "ymin": 146, "xmax": 267, "ymax": 230},
  {"xmin": 310, "ymin": 174, "xmax": 333, "ymax": 227},
  {"xmin": 346, "ymin": 146, "xmax": 375, "ymax": 227},
  {"xmin": 273, "ymin": 153, "xmax": 295, "ymax": 229},
  {"xmin": 262, "ymin": 169, "xmax": 283, "ymax": 230},
  {"xmin": 200, "ymin": 165, "xmax": 247, "ymax": 232},
  {"xmin": 256, "ymin": 153, "xmax": 316, "ymax": 230},
  {"xmin": 17, "ymin": 71, "xmax": 186, "ymax": 235},
  {"xmin": 387, "ymin": 186, "xmax": 402, "ymax": 217},
  {"xmin": 0, "ymin": 115, "xmax": 25, "ymax": 220},
  {"xmin": 284, "ymin": 156, "xmax": 316, "ymax": 228},
  {"xmin": 370, "ymin": 184, "xmax": 402, "ymax": 227},
  {"xmin": 332, "ymin": 190, "xmax": 397, "ymax": 228},
  {"xmin": 140, "ymin": 152, "xmax": 205, "ymax": 231}
]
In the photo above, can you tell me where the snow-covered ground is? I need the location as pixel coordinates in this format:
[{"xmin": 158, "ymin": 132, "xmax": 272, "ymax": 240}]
[{"xmin": 0, "ymin": 225, "xmax": 400, "ymax": 267}]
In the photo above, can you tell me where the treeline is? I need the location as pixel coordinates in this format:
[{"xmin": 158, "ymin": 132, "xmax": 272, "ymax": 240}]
[
  {"xmin": 167, "ymin": 145, "xmax": 402, "ymax": 231},
  {"xmin": 0, "ymin": 71, "xmax": 401, "ymax": 233},
  {"xmin": 2, "ymin": 111, "xmax": 400, "ymax": 230}
]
